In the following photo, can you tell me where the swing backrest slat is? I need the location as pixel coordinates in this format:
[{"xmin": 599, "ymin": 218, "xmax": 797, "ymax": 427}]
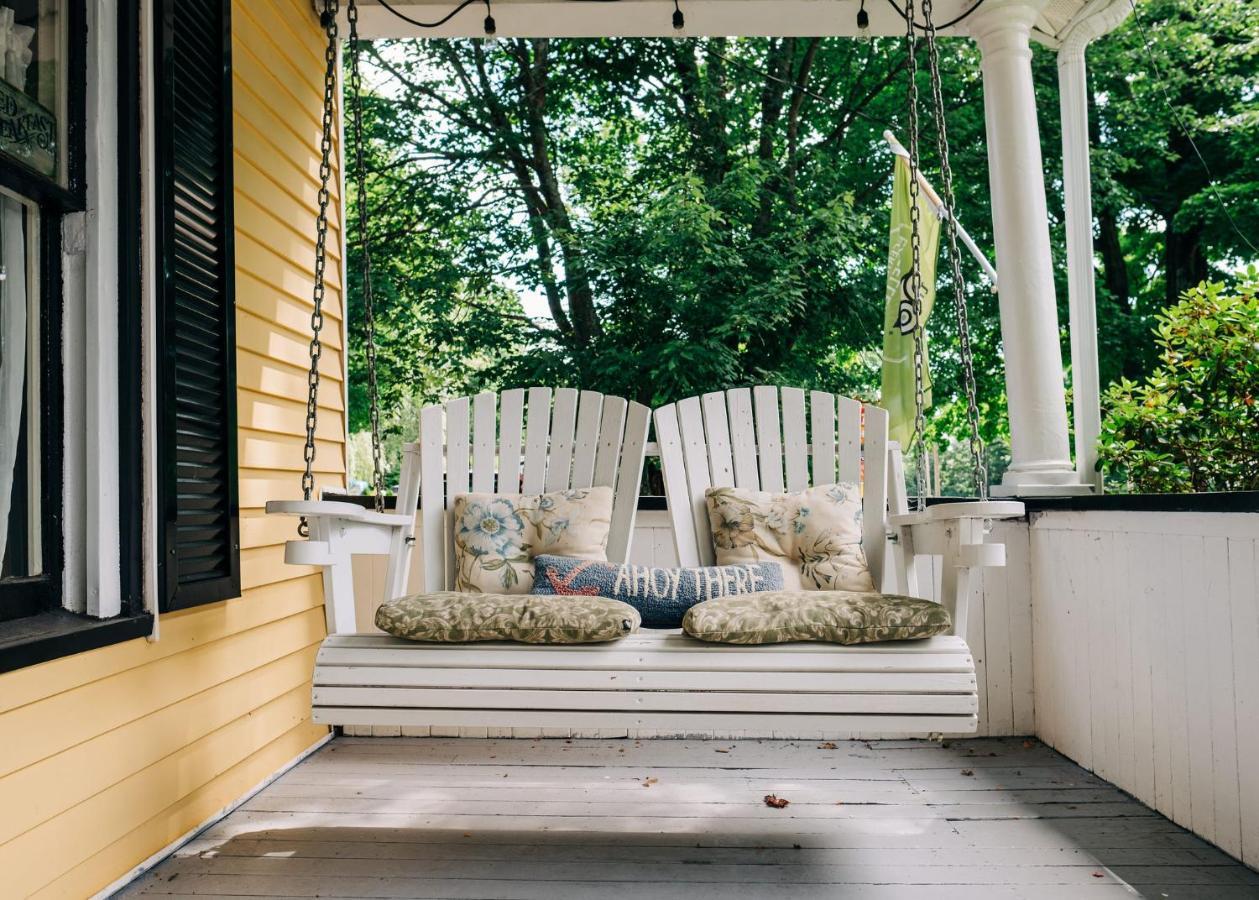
[
  {"xmin": 655, "ymin": 386, "xmax": 892, "ymax": 590},
  {"xmin": 403, "ymin": 389, "xmax": 650, "ymax": 596}
]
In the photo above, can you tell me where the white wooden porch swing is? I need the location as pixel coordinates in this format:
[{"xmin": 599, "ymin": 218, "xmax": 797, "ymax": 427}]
[{"xmin": 267, "ymin": 0, "xmax": 1023, "ymax": 737}]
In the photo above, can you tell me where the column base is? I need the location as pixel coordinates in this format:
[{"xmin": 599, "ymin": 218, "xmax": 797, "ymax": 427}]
[{"xmin": 991, "ymin": 481, "xmax": 1095, "ymax": 498}]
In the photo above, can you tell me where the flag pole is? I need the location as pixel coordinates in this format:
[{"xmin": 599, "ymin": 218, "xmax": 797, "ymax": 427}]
[{"xmin": 883, "ymin": 130, "xmax": 999, "ymax": 291}]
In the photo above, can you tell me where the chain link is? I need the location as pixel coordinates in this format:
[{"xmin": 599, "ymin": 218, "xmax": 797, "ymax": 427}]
[
  {"xmin": 347, "ymin": 0, "xmax": 388, "ymax": 512},
  {"xmin": 922, "ymin": 0, "xmax": 988, "ymax": 500},
  {"xmin": 903, "ymin": 0, "xmax": 929, "ymax": 511},
  {"xmin": 299, "ymin": 0, "xmax": 340, "ymax": 538}
]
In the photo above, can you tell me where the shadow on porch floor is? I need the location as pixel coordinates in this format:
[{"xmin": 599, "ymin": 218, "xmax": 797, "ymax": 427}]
[{"xmin": 119, "ymin": 737, "xmax": 1259, "ymax": 899}]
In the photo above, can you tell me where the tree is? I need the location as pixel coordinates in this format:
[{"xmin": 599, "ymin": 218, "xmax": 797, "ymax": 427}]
[{"xmin": 1097, "ymin": 271, "xmax": 1259, "ymax": 493}]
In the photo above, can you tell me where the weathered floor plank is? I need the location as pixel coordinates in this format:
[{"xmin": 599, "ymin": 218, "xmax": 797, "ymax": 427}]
[{"xmin": 120, "ymin": 737, "xmax": 1259, "ymax": 900}]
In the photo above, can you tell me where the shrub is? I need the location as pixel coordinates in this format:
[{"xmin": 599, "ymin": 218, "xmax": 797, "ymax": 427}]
[{"xmin": 1097, "ymin": 270, "xmax": 1259, "ymax": 493}]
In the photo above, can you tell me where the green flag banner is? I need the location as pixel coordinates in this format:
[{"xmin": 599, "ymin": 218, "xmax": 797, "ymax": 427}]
[{"xmin": 880, "ymin": 154, "xmax": 941, "ymax": 449}]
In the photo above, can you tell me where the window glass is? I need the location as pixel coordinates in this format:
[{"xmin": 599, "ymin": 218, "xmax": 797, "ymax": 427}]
[
  {"xmin": 0, "ymin": 1, "xmax": 65, "ymax": 184},
  {"xmin": 0, "ymin": 188, "xmax": 39, "ymax": 580}
]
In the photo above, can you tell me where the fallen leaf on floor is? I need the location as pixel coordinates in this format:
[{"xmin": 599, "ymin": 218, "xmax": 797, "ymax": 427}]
[
  {"xmin": 715, "ymin": 748, "xmax": 730, "ymax": 753},
  {"xmin": 642, "ymin": 777, "xmax": 658, "ymax": 787},
  {"xmin": 961, "ymin": 769, "xmax": 974, "ymax": 776},
  {"xmin": 1023, "ymin": 740, "xmax": 1035, "ymax": 750},
  {"xmin": 818, "ymin": 742, "xmax": 838, "ymax": 750},
  {"xmin": 764, "ymin": 794, "xmax": 790, "ymax": 809},
  {"xmin": 1092, "ymin": 871, "xmax": 1104, "ymax": 878}
]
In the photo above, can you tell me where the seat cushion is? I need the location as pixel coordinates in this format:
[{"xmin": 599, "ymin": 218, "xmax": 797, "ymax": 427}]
[
  {"xmin": 451, "ymin": 486, "xmax": 613, "ymax": 594},
  {"xmin": 682, "ymin": 591, "xmax": 950, "ymax": 645},
  {"xmin": 705, "ymin": 484, "xmax": 875, "ymax": 592},
  {"xmin": 375, "ymin": 591, "xmax": 640, "ymax": 644},
  {"xmin": 530, "ymin": 554, "xmax": 785, "ymax": 628}
]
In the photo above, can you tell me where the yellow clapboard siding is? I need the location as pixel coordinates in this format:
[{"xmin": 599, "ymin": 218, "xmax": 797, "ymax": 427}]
[
  {"xmin": 0, "ymin": 607, "xmax": 326, "ymax": 779},
  {"xmin": 237, "ymin": 270, "xmax": 344, "ymax": 349},
  {"xmin": 235, "ymin": 152, "xmax": 342, "ymax": 242},
  {"xmin": 235, "ymin": 124, "xmax": 343, "ymax": 228},
  {"xmin": 240, "ymin": 546, "xmax": 321, "ymax": 592},
  {"xmin": 235, "ymin": 189, "xmax": 343, "ymax": 274},
  {"xmin": 0, "ymin": 576, "xmax": 324, "ymax": 715},
  {"xmin": 232, "ymin": 17, "xmax": 330, "ymax": 135},
  {"xmin": 235, "ymin": 230, "xmax": 344, "ymax": 320},
  {"xmin": 0, "ymin": 644, "xmax": 319, "ymax": 847},
  {"xmin": 239, "ymin": 387, "xmax": 347, "ymax": 444},
  {"xmin": 237, "ymin": 191, "xmax": 343, "ymax": 283},
  {"xmin": 237, "ymin": 347, "xmax": 345, "ymax": 413},
  {"xmin": 239, "ymin": 428, "xmax": 344, "ymax": 475},
  {"xmin": 237, "ymin": 308, "xmax": 345, "ymax": 380},
  {"xmin": 6, "ymin": 689, "xmax": 319, "ymax": 898},
  {"xmin": 239, "ymin": 472, "xmax": 347, "ymax": 514},
  {"xmin": 234, "ymin": 81, "xmax": 341, "ymax": 202},
  {"xmin": 0, "ymin": 2, "xmax": 341, "ymax": 894},
  {"xmin": 31, "ymin": 721, "xmax": 325, "ymax": 900}
]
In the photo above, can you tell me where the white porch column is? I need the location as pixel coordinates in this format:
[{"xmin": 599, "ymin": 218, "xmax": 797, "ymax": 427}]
[
  {"xmin": 966, "ymin": 0, "xmax": 1089, "ymax": 495},
  {"xmin": 1057, "ymin": 1, "xmax": 1133, "ymax": 492}
]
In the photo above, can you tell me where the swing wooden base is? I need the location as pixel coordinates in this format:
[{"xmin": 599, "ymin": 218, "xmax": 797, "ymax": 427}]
[{"xmin": 311, "ymin": 631, "xmax": 979, "ymax": 735}]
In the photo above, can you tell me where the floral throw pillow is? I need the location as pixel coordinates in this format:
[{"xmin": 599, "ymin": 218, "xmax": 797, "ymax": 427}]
[
  {"xmin": 705, "ymin": 483, "xmax": 875, "ymax": 592},
  {"xmin": 452, "ymin": 487, "xmax": 613, "ymax": 594}
]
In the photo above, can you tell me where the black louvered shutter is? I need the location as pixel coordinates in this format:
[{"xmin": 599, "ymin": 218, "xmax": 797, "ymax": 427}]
[{"xmin": 155, "ymin": 0, "xmax": 240, "ymax": 610}]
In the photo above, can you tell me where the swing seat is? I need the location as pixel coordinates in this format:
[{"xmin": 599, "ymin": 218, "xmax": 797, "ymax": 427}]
[
  {"xmin": 309, "ymin": 631, "xmax": 979, "ymax": 734},
  {"xmin": 270, "ymin": 386, "xmax": 1021, "ymax": 737}
]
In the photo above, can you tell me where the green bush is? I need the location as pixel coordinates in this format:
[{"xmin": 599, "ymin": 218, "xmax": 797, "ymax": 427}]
[{"xmin": 1098, "ymin": 270, "xmax": 1259, "ymax": 493}]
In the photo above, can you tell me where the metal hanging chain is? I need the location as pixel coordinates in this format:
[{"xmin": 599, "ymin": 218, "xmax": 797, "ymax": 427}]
[
  {"xmin": 347, "ymin": 0, "xmax": 388, "ymax": 512},
  {"xmin": 299, "ymin": 0, "xmax": 341, "ymax": 537},
  {"xmin": 922, "ymin": 0, "xmax": 988, "ymax": 500},
  {"xmin": 903, "ymin": 0, "xmax": 929, "ymax": 511}
]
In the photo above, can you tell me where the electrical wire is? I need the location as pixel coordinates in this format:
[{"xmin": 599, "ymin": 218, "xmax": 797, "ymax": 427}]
[
  {"xmin": 374, "ymin": 0, "xmax": 481, "ymax": 29},
  {"xmin": 1123, "ymin": 0, "xmax": 1258, "ymax": 256},
  {"xmin": 882, "ymin": 0, "xmax": 988, "ymax": 32}
]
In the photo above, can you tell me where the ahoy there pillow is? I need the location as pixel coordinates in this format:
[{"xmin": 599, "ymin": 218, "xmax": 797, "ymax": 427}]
[{"xmin": 531, "ymin": 554, "xmax": 785, "ymax": 628}]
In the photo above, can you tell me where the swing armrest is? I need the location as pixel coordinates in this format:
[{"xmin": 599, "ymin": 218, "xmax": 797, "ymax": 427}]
[
  {"xmin": 888, "ymin": 501, "xmax": 1025, "ymax": 571},
  {"xmin": 265, "ymin": 499, "xmax": 413, "ymax": 529},
  {"xmin": 887, "ymin": 500, "xmax": 1024, "ymax": 529}
]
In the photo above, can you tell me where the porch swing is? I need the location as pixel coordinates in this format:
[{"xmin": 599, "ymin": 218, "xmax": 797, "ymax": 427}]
[{"xmin": 266, "ymin": 0, "xmax": 1023, "ymax": 736}]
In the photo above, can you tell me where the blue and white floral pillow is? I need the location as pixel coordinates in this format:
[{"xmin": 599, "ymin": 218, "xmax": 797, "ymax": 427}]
[
  {"xmin": 451, "ymin": 487, "xmax": 613, "ymax": 594},
  {"xmin": 705, "ymin": 483, "xmax": 874, "ymax": 592}
]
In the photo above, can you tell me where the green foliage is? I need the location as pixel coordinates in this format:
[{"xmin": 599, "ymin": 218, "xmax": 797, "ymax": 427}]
[
  {"xmin": 340, "ymin": 1, "xmax": 1259, "ymax": 494},
  {"xmin": 1098, "ymin": 271, "xmax": 1259, "ymax": 493}
]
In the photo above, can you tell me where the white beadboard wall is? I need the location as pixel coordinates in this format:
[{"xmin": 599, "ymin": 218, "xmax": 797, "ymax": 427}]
[{"xmin": 1029, "ymin": 509, "xmax": 1259, "ymax": 869}]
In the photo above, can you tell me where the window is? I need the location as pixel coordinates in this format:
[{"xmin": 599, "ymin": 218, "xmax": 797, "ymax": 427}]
[
  {"xmin": 153, "ymin": 0, "xmax": 240, "ymax": 611},
  {"xmin": 0, "ymin": 1, "xmax": 69, "ymax": 186},
  {"xmin": 0, "ymin": 0, "xmax": 74, "ymax": 627}
]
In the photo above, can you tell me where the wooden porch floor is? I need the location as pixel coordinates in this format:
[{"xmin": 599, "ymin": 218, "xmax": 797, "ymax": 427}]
[{"xmin": 121, "ymin": 736, "xmax": 1259, "ymax": 899}]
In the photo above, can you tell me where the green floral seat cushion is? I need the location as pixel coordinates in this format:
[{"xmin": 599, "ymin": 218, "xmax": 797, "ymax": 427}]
[
  {"xmin": 681, "ymin": 591, "xmax": 950, "ymax": 645},
  {"xmin": 452, "ymin": 486, "xmax": 613, "ymax": 594},
  {"xmin": 705, "ymin": 484, "xmax": 875, "ymax": 592},
  {"xmin": 375, "ymin": 591, "xmax": 640, "ymax": 644}
]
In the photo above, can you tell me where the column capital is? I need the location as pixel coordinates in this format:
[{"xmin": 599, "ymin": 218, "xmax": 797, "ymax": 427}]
[{"xmin": 962, "ymin": 0, "xmax": 1044, "ymax": 50}]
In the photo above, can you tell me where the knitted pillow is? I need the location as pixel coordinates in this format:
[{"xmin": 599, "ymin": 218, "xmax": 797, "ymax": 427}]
[{"xmin": 531, "ymin": 554, "xmax": 784, "ymax": 628}]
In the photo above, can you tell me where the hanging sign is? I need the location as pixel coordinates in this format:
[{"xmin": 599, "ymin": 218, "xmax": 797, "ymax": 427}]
[
  {"xmin": 0, "ymin": 79, "xmax": 56, "ymax": 179},
  {"xmin": 880, "ymin": 154, "xmax": 940, "ymax": 448}
]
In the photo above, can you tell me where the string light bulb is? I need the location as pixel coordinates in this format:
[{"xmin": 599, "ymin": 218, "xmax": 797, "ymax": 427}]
[
  {"xmin": 672, "ymin": 0, "xmax": 685, "ymax": 35},
  {"xmin": 856, "ymin": 0, "xmax": 870, "ymax": 41},
  {"xmin": 483, "ymin": 0, "xmax": 497, "ymax": 45}
]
